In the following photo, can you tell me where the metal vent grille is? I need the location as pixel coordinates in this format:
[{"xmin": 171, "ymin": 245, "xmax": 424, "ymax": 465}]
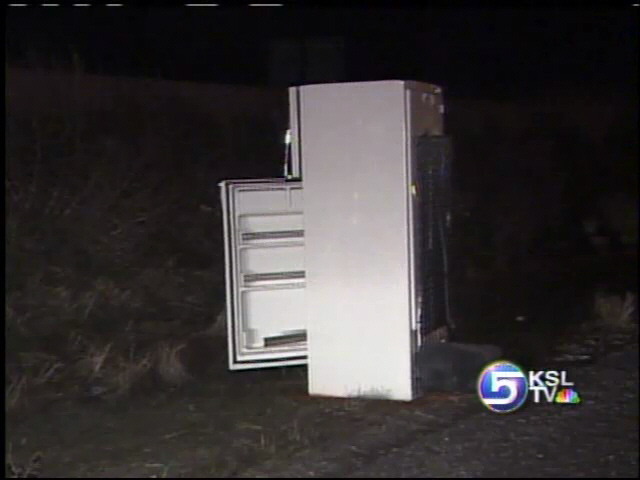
[{"xmin": 416, "ymin": 135, "xmax": 453, "ymax": 345}]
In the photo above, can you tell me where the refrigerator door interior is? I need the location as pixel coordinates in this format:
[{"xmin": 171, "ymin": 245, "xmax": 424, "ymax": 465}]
[{"xmin": 220, "ymin": 179, "xmax": 307, "ymax": 370}]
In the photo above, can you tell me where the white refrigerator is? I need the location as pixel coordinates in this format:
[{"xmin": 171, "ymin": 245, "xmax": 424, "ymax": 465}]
[{"xmin": 220, "ymin": 80, "xmax": 452, "ymax": 401}]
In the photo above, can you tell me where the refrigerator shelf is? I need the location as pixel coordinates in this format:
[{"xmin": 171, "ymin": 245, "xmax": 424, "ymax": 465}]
[
  {"xmin": 237, "ymin": 241, "xmax": 304, "ymax": 250},
  {"xmin": 238, "ymin": 283, "xmax": 305, "ymax": 292},
  {"xmin": 240, "ymin": 230, "xmax": 304, "ymax": 242},
  {"xmin": 244, "ymin": 270, "xmax": 306, "ymax": 284},
  {"xmin": 264, "ymin": 330, "xmax": 308, "ymax": 347}
]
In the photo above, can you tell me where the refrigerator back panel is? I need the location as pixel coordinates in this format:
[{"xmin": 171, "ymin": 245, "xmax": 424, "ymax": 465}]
[
  {"xmin": 300, "ymin": 80, "xmax": 444, "ymax": 401},
  {"xmin": 219, "ymin": 179, "xmax": 307, "ymax": 370}
]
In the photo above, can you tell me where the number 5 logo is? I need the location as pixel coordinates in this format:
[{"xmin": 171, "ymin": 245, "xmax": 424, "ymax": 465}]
[
  {"xmin": 484, "ymin": 371, "xmax": 523, "ymax": 405},
  {"xmin": 477, "ymin": 361, "xmax": 529, "ymax": 413}
]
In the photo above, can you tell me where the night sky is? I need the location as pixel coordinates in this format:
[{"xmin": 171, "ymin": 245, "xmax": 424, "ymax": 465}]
[{"xmin": 5, "ymin": 6, "xmax": 638, "ymax": 99}]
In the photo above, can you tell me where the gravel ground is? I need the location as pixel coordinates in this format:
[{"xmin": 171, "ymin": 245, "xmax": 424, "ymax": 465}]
[{"xmin": 245, "ymin": 344, "xmax": 639, "ymax": 478}]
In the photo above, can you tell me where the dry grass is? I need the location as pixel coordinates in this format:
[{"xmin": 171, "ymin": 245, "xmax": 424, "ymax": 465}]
[
  {"xmin": 5, "ymin": 444, "xmax": 43, "ymax": 479},
  {"xmin": 5, "ymin": 66, "xmax": 284, "ymax": 413},
  {"xmin": 155, "ymin": 342, "xmax": 190, "ymax": 387},
  {"xmin": 594, "ymin": 291, "xmax": 638, "ymax": 331}
]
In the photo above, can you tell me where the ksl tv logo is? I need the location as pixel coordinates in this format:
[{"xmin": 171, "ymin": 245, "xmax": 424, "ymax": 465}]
[{"xmin": 477, "ymin": 361, "xmax": 582, "ymax": 413}]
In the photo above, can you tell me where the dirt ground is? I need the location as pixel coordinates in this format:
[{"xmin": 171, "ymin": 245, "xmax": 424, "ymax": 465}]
[
  {"xmin": 5, "ymin": 254, "xmax": 637, "ymax": 478},
  {"xmin": 6, "ymin": 367, "xmax": 485, "ymax": 478}
]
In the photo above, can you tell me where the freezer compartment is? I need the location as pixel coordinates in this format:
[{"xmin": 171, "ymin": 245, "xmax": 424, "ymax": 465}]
[{"xmin": 220, "ymin": 179, "xmax": 307, "ymax": 370}]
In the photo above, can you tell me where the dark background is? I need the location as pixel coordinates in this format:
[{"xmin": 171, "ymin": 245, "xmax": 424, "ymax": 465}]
[
  {"xmin": 5, "ymin": 5, "xmax": 639, "ymax": 271},
  {"xmin": 5, "ymin": 6, "xmax": 637, "ymax": 100}
]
